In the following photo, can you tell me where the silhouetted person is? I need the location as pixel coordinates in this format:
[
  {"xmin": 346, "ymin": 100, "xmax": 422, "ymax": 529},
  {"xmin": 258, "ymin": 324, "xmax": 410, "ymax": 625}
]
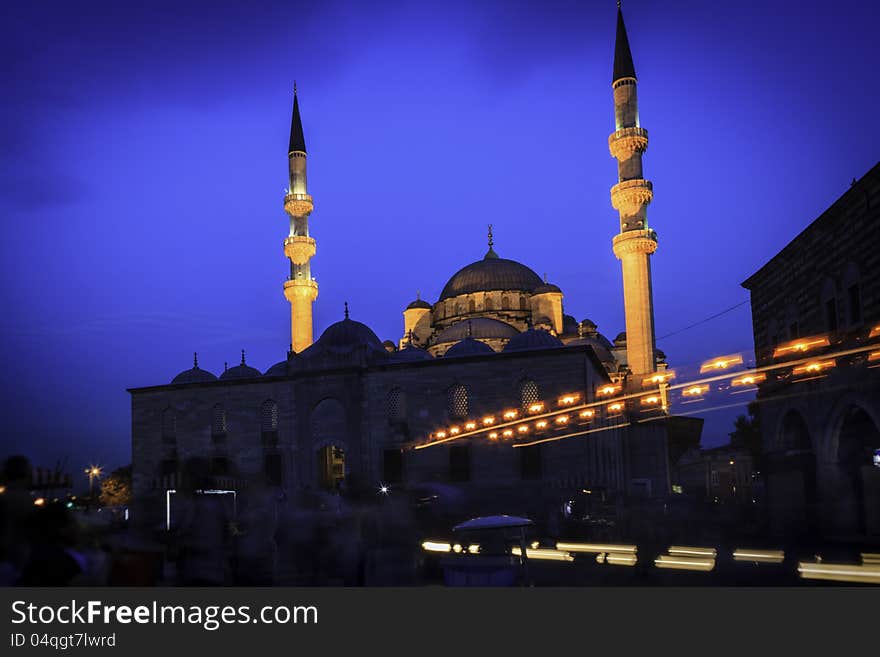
[{"xmin": 19, "ymin": 502, "xmax": 82, "ymax": 586}]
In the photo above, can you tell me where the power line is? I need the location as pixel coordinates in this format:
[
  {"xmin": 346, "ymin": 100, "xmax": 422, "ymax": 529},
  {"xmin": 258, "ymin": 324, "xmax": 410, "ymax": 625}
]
[{"xmin": 656, "ymin": 299, "xmax": 750, "ymax": 342}]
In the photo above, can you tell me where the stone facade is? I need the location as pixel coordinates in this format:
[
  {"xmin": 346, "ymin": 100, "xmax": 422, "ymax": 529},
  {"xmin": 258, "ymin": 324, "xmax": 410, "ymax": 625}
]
[{"xmin": 742, "ymin": 161, "xmax": 880, "ymax": 539}]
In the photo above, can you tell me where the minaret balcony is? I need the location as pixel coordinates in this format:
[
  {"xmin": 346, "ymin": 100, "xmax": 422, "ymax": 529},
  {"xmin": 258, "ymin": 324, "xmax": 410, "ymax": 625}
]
[
  {"xmin": 611, "ymin": 178, "xmax": 653, "ymax": 216},
  {"xmin": 608, "ymin": 127, "xmax": 648, "ymax": 159},
  {"xmin": 283, "ymin": 278, "xmax": 319, "ymax": 303},
  {"xmin": 284, "ymin": 235, "xmax": 316, "ymax": 265},
  {"xmin": 284, "ymin": 192, "xmax": 314, "ymax": 217},
  {"xmin": 612, "ymin": 229, "xmax": 658, "ymax": 259}
]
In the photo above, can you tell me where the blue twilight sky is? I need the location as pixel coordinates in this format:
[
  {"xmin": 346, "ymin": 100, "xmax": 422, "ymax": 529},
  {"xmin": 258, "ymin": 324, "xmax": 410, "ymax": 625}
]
[{"xmin": 1, "ymin": 0, "xmax": 878, "ymax": 475}]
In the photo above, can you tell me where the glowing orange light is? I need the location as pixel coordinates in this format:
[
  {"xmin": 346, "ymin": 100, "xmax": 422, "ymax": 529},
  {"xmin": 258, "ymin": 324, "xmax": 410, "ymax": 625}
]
[
  {"xmin": 488, "ymin": 432, "xmax": 498, "ymax": 440},
  {"xmin": 869, "ymin": 351, "xmax": 880, "ymax": 363},
  {"xmin": 772, "ymin": 336, "xmax": 830, "ymax": 358},
  {"xmin": 503, "ymin": 410, "xmax": 518, "ymax": 420},
  {"xmin": 555, "ymin": 415, "xmax": 570, "ymax": 425},
  {"xmin": 579, "ymin": 410, "xmax": 595, "ymax": 419},
  {"xmin": 558, "ymin": 394, "xmax": 579, "ymax": 405},
  {"xmin": 643, "ymin": 371, "xmax": 675, "ymax": 387},
  {"xmin": 731, "ymin": 372, "xmax": 766, "ymax": 387},
  {"xmin": 608, "ymin": 402, "xmax": 624, "ymax": 413},
  {"xmin": 527, "ymin": 403, "xmax": 544, "ymax": 414},
  {"xmin": 869, "ymin": 325, "xmax": 880, "ymax": 339},
  {"xmin": 482, "ymin": 416, "xmax": 495, "ymax": 425},
  {"xmin": 641, "ymin": 395, "xmax": 661, "ymax": 405},
  {"xmin": 0, "ymin": 485, "xmax": 6, "ymax": 495},
  {"xmin": 464, "ymin": 422, "xmax": 476, "ymax": 430},
  {"xmin": 597, "ymin": 385, "xmax": 621, "ymax": 396},
  {"xmin": 449, "ymin": 427, "xmax": 460, "ymax": 435},
  {"xmin": 502, "ymin": 429, "xmax": 514, "ymax": 438},
  {"xmin": 536, "ymin": 421, "xmax": 548, "ymax": 429},
  {"xmin": 435, "ymin": 431, "xmax": 447, "ymax": 439},
  {"xmin": 681, "ymin": 385, "xmax": 708, "ymax": 397},
  {"xmin": 792, "ymin": 359, "xmax": 835, "ymax": 376},
  {"xmin": 700, "ymin": 354, "xmax": 744, "ymax": 374},
  {"xmin": 517, "ymin": 425, "xmax": 529, "ymax": 434},
  {"xmin": 34, "ymin": 498, "xmax": 46, "ymax": 507},
  {"xmin": 422, "ymin": 541, "xmax": 451, "ymax": 553}
]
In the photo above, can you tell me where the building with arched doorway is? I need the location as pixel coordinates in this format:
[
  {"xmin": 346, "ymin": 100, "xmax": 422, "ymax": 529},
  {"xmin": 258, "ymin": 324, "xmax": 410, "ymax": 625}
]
[{"xmin": 742, "ymin": 161, "xmax": 880, "ymax": 540}]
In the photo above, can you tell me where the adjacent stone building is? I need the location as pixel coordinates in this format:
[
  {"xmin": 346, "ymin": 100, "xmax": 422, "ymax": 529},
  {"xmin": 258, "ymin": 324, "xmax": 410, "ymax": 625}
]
[{"xmin": 742, "ymin": 162, "xmax": 880, "ymax": 539}]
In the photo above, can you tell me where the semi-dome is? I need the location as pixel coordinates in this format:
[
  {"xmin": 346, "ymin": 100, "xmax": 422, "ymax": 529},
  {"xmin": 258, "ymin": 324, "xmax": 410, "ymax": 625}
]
[
  {"xmin": 264, "ymin": 359, "xmax": 289, "ymax": 377},
  {"xmin": 220, "ymin": 352, "xmax": 262, "ymax": 380},
  {"xmin": 406, "ymin": 298, "xmax": 432, "ymax": 310},
  {"xmin": 314, "ymin": 317, "xmax": 385, "ymax": 353},
  {"xmin": 445, "ymin": 337, "xmax": 495, "ymax": 357},
  {"xmin": 390, "ymin": 345, "xmax": 434, "ymax": 362},
  {"xmin": 439, "ymin": 252, "xmax": 544, "ymax": 301},
  {"xmin": 434, "ymin": 318, "xmax": 519, "ymax": 344},
  {"xmin": 502, "ymin": 328, "xmax": 563, "ymax": 352},
  {"xmin": 171, "ymin": 354, "xmax": 217, "ymax": 384},
  {"xmin": 533, "ymin": 282, "xmax": 562, "ymax": 295}
]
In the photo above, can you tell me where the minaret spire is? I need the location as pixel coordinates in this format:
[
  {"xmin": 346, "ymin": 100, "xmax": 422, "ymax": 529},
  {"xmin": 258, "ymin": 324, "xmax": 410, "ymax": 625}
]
[
  {"xmin": 282, "ymin": 85, "xmax": 319, "ymax": 353},
  {"xmin": 485, "ymin": 223, "xmax": 498, "ymax": 259},
  {"xmin": 608, "ymin": 4, "xmax": 658, "ymax": 377}
]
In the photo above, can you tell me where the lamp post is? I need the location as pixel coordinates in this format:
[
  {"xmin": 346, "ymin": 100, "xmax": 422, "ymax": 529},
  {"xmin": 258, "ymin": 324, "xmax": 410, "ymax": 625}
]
[{"xmin": 85, "ymin": 465, "xmax": 102, "ymax": 503}]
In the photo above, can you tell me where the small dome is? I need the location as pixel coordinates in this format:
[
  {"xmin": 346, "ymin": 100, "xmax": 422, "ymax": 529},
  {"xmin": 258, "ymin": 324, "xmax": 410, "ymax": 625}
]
[
  {"xmin": 614, "ymin": 332, "xmax": 627, "ymax": 345},
  {"xmin": 581, "ymin": 318, "xmax": 597, "ymax": 329},
  {"xmin": 503, "ymin": 328, "xmax": 563, "ymax": 352},
  {"xmin": 434, "ymin": 318, "xmax": 519, "ymax": 344},
  {"xmin": 220, "ymin": 350, "xmax": 261, "ymax": 380},
  {"xmin": 533, "ymin": 282, "xmax": 562, "ymax": 295},
  {"xmin": 391, "ymin": 345, "xmax": 434, "ymax": 362},
  {"xmin": 439, "ymin": 253, "xmax": 544, "ymax": 301},
  {"xmin": 445, "ymin": 337, "xmax": 494, "ymax": 357},
  {"xmin": 171, "ymin": 353, "xmax": 217, "ymax": 384},
  {"xmin": 315, "ymin": 318, "xmax": 385, "ymax": 353},
  {"xmin": 264, "ymin": 359, "xmax": 289, "ymax": 377},
  {"xmin": 562, "ymin": 314, "xmax": 578, "ymax": 334},
  {"xmin": 406, "ymin": 298, "xmax": 432, "ymax": 310}
]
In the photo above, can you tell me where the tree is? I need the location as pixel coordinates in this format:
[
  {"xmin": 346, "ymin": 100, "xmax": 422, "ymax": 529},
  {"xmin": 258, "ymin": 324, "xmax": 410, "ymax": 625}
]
[
  {"xmin": 729, "ymin": 401, "xmax": 762, "ymax": 466},
  {"xmin": 99, "ymin": 465, "xmax": 132, "ymax": 507}
]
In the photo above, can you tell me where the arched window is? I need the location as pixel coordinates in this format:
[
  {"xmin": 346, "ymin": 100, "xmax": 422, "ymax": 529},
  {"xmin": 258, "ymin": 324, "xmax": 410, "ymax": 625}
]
[
  {"xmin": 387, "ymin": 387, "xmax": 406, "ymax": 424},
  {"xmin": 447, "ymin": 384, "xmax": 468, "ymax": 419},
  {"xmin": 161, "ymin": 407, "xmax": 176, "ymax": 444},
  {"xmin": 212, "ymin": 403, "xmax": 227, "ymax": 439},
  {"xmin": 519, "ymin": 296, "xmax": 528, "ymax": 310},
  {"xmin": 261, "ymin": 399, "xmax": 279, "ymax": 446},
  {"xmin": 468, "ymin": 298, "xmax": 476, "ymax": 313},
  {"xmin": 501, "ymin": 295, "xmax": 510, "ymax": 309},
  {"xmin": 518, "ymin": 379, "xmax": 540, "ymax": 412},
  {"xmin": 485, "ymin": 297, "xmax": 494, "ymax": 311},
  {"xmin": 456, "ymin": 301, "xmax": 466, "ymax": 316}
]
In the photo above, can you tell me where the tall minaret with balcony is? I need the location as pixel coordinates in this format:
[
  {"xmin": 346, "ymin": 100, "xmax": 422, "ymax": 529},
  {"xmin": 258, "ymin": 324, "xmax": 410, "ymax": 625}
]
[
  {"xmin": 283, "ymin": 85, "xmax": 318, "ymax": 352},
  {"xmin": 609, "ymin": 4, "xmax": 657, "ymax": 377}
]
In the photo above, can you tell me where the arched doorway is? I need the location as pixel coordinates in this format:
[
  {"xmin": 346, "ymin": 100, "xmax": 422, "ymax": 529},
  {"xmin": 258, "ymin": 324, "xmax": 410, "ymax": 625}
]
[
  {"xmin": 310, "ymin": 398, "xmax": 348, "ymax": 491},
  {"xmin": 771, "ymin": 410, "xmax": 818, "ymax": 536},
  {"xmin": 316, "ymin": 445, "xmax": 346, "ymax": 491},
  {"xmin": 835, "ymin": 405, "xmax": 880, "ymax": 536}
]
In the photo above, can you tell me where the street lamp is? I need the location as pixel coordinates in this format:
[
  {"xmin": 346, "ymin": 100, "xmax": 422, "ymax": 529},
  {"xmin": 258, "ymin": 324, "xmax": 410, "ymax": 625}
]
[{"xmin": 85, "ymin": 465, "xmax": 102, "ymax": 500}]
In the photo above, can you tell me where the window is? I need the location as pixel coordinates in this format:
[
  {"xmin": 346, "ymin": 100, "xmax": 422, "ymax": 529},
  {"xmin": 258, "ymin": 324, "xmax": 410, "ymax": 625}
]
[
  {"xmin": 485, "ymin": 297, "xmax": 494, "ymax": 311},
  {"xmin": 519, "ymin": 296, "xmax": 528, "ymax": 310},
  {"xmin": 264, "ymin": 453, "xmax": 282, "ymax": 486},
  {"xmin": 261, "ymin": 399, "xmax": 279, "ymax": 446},
  {"xmin": 518, "ymin": 379, "xmax": 540, "ymax": 412},
  {"xmin": 848, "ymin": 284, "xmax": 861, "ymax": 325},
  {"xmin": 825, "ymin": 299, "xmax": 838, "ymax": 331},
  {"xmin": 383, "ymin": 449, "xmax": 403, "ymax": 484},
  {"xmin": 468, "ymin": 298, "xmax": 476, "ymax": 313},
  {"xmin": 447, "ymin": 384, "xmax": 468, "ymax": 419},
  {"xmin": 161, "ymin": 408, "xmax": 176, "ymax": 444},
  {"xmin": 449, "ymin": 446, "xmax": 470, "ymax": 482},
  {"xmin": 387, "ymin": 388, "xmax": 406, "ymax": 424},
  {"xmin": 212, "ymin": 404, "xmax": 227, "ymax": 439},
  {"xmin": 520, "ymin": 445, "xmax": 542, "ymax": 480}
]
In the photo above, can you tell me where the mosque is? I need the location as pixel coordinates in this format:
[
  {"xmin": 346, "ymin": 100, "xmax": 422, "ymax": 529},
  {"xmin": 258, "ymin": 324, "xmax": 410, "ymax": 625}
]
[{"xmin": 129, "ymin": 7, "xmax": 701, "ymax": 527}]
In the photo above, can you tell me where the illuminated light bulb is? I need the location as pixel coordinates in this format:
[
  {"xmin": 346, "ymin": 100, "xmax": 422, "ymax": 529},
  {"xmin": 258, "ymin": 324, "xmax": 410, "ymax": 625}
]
[
  {"xmin": 555, "ymin": 415, "xmax": 569, "ymax": 424},
  {"xmin": 597, "ymin": 385, "xmax": 620, "ymax": 396},
  {"xmin": 488, "ymin": 432, "xmax": 498, "ymax": 440},
  {"xmin": 558, "ymin": 395, "xmax": 579, "ymax": 405},
  {"xmin": 422, "ymin": 541, "xmax": 452, "ymax": 552},
  {"xmin": 482, "ymin": 416, "xmax": 495, "ymax": 425},
  {"xmin": 517, "ymin": 425, "xmax": 529, "ymax": 434},
  {"xmin": 699, "ymin": 354, "xmax": 744, "ymax": 374},
  {"xmin": 502, "ymin": 429, "xmax": 514, "ymax": 438},
  {"xmin": 531, "ymin": 541, "xmax": 540, "ymax": 549},
  {"xmin": 0, "ymin": 485, "xmax": 6, "ymax": 495},
  {"xmin": 579, "ymin": 410, "xmax": 595, "ymax": 419},
  {"xmin": 528, "ymin": 403, "xmax": 544, "ymax": 413},
  {"xmin": 772, "ymin": 336, "xmax": 830, "ymax": 358},
  {"xmin": 503, "ymin": 410, "xmax": 518, "ymax": 420},
  {"xmin": 731, "ymin": 372, "xmax": 766, "ymax": 387},
  {"xmin": 536, "ymin": 421, "xmax": 548, "ymax": 429},
  {"xmin": 792, "ymin": 359, "xmax": 835, "ymax": 376},
  {"xmin": 449, "ymin": 427, "xmax": 460, "ymax": 435},
  {"xmin": 643, "ymin": 371, "xmax": 675, "ymax": 387},
  {"xmin": 870, "ymin": 325, "xmax": 880, "ymax": 339},
  {"xmin": 682, "ymin": 385, "xmax": 708, "ymax": 397},
  {"xmin": 452, "ymin": 544, "xmax": 463, "ymax": 553},
  {"xmin": 467, "ymin": 545, "xmax": 480, "ymax": 554},
  {"xmin": 435, "ymin": 431, "xmax": 447, "ymax": 439},
  {"xmin": 34, "ymin": 498, "xmax": 46, "ymax": 507},
  {"xmin": 867, "ymin": 350, "xmax": 880, "ymax": 363},
  {"xmin": 641, "ymin": 396, "xmax": 660, "ymax": 405},
  {"xmin": 608, "ymin": 402, "xmax": 624, "ymax": 412},
  {"xmin": 464, "ymin": 422, "xmax": 476, "ymax": 430}
]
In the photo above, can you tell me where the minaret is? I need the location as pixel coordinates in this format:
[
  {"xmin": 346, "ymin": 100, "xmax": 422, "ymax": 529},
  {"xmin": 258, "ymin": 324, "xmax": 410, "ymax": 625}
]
[
  {"xmin": 608, "ymin": 4, "xmax": 657, "ymax": 377},
  {"xmin": 282, "ymin": 84, "xmax": 319, "ymax": 353}
]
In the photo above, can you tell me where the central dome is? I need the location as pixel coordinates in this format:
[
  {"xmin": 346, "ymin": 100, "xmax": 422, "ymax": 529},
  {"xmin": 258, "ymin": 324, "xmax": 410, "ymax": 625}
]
[{"xmin": 439, "ymin": 252, "xmax": 544, "ymax": 301}]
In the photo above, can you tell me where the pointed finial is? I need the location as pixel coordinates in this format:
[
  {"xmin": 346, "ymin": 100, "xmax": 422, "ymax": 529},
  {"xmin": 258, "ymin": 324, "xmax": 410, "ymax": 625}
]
[
  {"xmin": 467, "ymin": 320, "xmax": 473, "ymax": 338},
  {"xmin": 416, "ymin": 290, "xmax": 421, "ymax": 300},
  {"xmin": 543, "ymin": 272, "xmax": 548, "ymax": 283},
  {"xmin": 488, "ymin": 224, "xmax": 494, "ymax": 248},
  {"xmin": 344, "ymin": 301, "xmax": 350, "ymax": 319},
  {"xmin": 241, "ymin": 349, "xmax": 246, "ymax": 365},
  {"xmin": 224, "ymin": 361, "xmax": 228, "ymax": 372},
  {"xmin": 193, "ymin": 352, "xmax": 198, "ymax": 368},
  {"xmin": 294, "ymin": 80, "xmax": 297, "ymax": 95},
  {"xmin": 617, "ymin": 0, "xmax": 621, "ymax": 8}
]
